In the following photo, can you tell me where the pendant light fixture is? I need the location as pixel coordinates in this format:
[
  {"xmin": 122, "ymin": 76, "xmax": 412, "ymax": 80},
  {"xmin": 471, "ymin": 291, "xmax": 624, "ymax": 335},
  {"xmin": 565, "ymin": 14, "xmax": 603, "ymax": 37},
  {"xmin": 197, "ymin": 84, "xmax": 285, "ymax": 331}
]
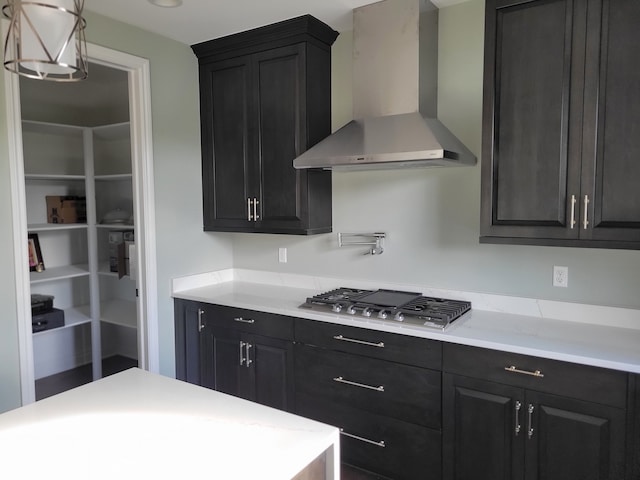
[{"xmin": 2, "ymin": 0, "xmax": 88, "ymax": 81}]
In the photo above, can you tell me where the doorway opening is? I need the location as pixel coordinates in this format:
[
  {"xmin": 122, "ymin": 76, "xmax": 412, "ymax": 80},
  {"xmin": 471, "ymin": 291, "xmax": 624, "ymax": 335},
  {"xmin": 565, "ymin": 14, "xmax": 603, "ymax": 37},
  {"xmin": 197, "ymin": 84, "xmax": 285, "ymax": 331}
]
[{"xmin": 6, "ymin": 44, "xmax": 158, "ymax": 404}]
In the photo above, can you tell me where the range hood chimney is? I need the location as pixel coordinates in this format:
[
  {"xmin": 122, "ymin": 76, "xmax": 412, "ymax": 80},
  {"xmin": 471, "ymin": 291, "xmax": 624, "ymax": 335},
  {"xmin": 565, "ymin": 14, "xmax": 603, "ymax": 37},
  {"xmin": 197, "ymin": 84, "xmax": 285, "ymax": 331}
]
[{"xmin": 293, "ymin": 0, "xmax": 476, "ymax": 170}]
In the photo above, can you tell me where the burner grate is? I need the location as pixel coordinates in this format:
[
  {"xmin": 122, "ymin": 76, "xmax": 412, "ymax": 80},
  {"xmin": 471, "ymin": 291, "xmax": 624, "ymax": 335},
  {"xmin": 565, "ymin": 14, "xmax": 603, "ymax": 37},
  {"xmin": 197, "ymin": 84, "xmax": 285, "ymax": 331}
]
[{"xmin": 400, "ymin": 297, "xmax": 471, "ymax": 321}]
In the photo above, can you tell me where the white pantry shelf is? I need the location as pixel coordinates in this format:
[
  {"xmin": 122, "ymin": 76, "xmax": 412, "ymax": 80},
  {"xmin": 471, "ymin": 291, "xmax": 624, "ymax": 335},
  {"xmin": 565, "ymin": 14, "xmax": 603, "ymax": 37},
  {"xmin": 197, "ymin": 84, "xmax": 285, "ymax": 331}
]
[
  {"xmin": 25, "ymin": 173, "xmax": 86, "ymax": 181},
  {"xmin": 32, "ymin": 305, "xmax": 92, "ymax": 337},
  {"xmin": 28, "ymin": 223, "xmax": 88, "ymax": 232},
  {"xmin": 29, "ymin": 264, "xmax": 90, "ymax": 284}
]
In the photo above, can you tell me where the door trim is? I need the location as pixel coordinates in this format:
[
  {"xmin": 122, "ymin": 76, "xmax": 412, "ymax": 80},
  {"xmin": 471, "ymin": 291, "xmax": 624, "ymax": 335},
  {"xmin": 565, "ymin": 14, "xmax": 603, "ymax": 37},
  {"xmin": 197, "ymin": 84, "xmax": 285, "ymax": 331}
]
[{"xmin": 4, "ymin": 42, "xmax": 159, "ymax": 405}]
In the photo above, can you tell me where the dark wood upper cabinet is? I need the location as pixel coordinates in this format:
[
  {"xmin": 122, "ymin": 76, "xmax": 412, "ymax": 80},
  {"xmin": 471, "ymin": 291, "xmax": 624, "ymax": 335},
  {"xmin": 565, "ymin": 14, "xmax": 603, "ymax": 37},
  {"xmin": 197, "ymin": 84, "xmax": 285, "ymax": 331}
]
[
  {"xmin": 481, "ymin": 0, "xmax": 640, "ymax": 249},
  {"xmin": 192, "ymin": 16, "xmax": 337, "ymax": 234}
]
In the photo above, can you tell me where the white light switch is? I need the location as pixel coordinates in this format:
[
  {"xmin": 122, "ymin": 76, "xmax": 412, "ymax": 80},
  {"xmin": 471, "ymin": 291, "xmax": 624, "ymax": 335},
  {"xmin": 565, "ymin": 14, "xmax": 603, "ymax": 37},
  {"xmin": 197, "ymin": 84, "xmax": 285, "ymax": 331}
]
[{"xmin": 278, "ymin": 247, "xmax": 287, "ymax": 263}]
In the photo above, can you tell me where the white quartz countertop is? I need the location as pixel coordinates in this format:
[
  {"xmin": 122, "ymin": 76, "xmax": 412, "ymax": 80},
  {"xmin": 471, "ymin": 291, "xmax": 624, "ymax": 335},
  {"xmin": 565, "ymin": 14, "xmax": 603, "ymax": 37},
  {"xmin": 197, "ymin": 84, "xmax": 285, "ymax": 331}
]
[
  {"xmin": 172, "ymin": 271, "xmax": 640, "ymax": 374},
  {"xmin": 0, "ymin": 368, "xmax": 339, "ymax": 479}
]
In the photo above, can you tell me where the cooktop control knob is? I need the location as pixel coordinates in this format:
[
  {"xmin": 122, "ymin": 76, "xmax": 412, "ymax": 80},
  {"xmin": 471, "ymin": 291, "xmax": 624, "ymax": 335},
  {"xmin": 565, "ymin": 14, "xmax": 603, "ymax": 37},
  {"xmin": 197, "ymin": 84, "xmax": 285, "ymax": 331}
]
[
  {"xmin": 332, "ymin": 303, "xmax": 343, "ymax": 313},
  {"xmin": 346, "ymin": 305, "xmax": 357, "ymax": 315},
  {"xmin": 378, "ymin": 310, "xmax": 389, "ymax": 319},
  {"xmin": 394, "ymin": 312, "xmax": 405, "ymax": 322},
  {"xmin": 362, "ymin": 307, "xmax": 374, "ymax": 317}
]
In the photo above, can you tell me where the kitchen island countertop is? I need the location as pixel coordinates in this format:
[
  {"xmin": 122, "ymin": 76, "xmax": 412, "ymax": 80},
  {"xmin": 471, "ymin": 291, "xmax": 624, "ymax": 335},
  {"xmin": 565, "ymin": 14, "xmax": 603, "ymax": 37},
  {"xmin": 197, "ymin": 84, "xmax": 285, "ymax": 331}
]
[
  {"xmin": 172, "ymin": 270, "xmax": 640, "ymax": 374},
  {"xmin": 0, "ymin": 368, "xmax": 339, "ymax": 479}
]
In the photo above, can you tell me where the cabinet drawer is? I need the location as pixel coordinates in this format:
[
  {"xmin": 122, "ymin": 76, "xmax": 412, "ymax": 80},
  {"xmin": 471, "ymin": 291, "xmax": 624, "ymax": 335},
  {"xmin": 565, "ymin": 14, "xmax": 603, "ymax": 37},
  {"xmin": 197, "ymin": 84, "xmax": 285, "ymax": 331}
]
[
  {"xmin": 203, "ymin": 304, "xmax": 293, "ymax": 340},
  {"xmin": 295, "ymin": 344, "xmax": 441, "ymax": 428},
  {"xmin": 297, "ymin": 393, "xmax": 441, "ymax": 480},
  {"xmin": 295, "ymin": 318, "xmax": 441, "ymax": 369},
  {"xmin": 443, "ymin": 343, "xmax": 627, "ymax": 408}
]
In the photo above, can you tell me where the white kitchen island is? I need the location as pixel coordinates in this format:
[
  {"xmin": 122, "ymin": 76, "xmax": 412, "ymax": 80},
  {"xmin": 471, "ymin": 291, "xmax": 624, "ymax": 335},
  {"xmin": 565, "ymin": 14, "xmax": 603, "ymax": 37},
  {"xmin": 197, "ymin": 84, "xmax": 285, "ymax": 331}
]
[{"xmin": 0, "ymin": 368, "xmax": 339, "ymax": 479}]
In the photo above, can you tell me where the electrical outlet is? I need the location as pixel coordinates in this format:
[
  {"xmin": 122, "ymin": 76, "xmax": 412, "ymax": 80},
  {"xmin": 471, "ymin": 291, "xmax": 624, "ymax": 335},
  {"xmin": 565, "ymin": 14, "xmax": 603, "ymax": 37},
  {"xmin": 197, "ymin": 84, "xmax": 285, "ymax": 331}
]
[
  {"xmin": 278, "ymin": 247, "xmax": 287, "ymax": 263},
  {"xmin": 553, "ymin": 266, "xmax": 568, "ymax": 288}
]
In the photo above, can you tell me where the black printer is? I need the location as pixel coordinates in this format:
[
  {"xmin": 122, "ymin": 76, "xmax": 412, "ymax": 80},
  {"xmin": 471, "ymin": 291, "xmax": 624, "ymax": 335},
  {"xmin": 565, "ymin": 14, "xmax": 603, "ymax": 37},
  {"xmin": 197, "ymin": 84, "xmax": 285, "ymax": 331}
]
[{"xmin": 31, "ymin": 294, "xmax": 64, "ymax": 332}]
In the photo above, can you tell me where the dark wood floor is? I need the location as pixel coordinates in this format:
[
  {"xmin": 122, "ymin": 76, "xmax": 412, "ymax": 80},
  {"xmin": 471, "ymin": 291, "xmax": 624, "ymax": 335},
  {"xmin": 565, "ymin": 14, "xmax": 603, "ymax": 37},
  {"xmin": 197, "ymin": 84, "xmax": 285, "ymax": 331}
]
[{"xmin": 35, "ymin": 355, "xmax": 138, "ymax": 400}]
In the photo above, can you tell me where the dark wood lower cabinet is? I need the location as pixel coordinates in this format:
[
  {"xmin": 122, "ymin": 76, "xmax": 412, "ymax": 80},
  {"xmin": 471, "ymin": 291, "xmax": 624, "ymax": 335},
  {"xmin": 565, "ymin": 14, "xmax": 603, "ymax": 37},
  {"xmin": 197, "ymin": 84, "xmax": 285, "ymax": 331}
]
[
  {"xmin": 200, "ymin": 326, "xmax": 294, "ymax": 411},
  {"xmin": 176, "ymin": 301, "xmax": 638, "ymax": 480},
  {"xmin": 174, "ymin": 300, "xmax": 294, "ymax": 412},
  {"xmin": 297, "ymin": 393, "xmax": 440, "ymax": 480},
  {"xmin": 174, "ymin": 299, "xmax": 204, "ymax": 385},
  {"xmin": 293, "ymin": 328, "xmax": 442, "ymax": 480},
  {"xmin": 443, "ymin": 375, "xmax": 522, "ymax": 480},
  {"xmin": 443, "ymin": 373, "xmax": 627, "ymax": 480},
  {"xmin": 630, "ymin": 374, "xmax": 640, "ymax": 480}
]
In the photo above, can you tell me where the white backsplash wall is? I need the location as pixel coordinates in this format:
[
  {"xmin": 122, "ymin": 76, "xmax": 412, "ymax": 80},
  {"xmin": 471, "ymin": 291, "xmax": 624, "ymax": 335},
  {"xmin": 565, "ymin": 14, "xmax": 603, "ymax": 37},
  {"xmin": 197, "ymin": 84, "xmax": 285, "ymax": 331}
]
[{"xmin": 228, "ymin": 0, "xmax": 640, "ymax": 313}]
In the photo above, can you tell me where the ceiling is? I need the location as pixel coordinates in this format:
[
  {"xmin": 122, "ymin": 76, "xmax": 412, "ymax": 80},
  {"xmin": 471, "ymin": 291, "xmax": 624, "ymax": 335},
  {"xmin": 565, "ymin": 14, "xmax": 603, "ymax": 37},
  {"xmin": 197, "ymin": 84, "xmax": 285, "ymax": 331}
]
[
  {"xmin": 84, "ymin": 0, "xmax": 378, "ymax": 45},
  {"xmin": 83, "ymin": 0, "xmax": 465, "ymax": 46}
]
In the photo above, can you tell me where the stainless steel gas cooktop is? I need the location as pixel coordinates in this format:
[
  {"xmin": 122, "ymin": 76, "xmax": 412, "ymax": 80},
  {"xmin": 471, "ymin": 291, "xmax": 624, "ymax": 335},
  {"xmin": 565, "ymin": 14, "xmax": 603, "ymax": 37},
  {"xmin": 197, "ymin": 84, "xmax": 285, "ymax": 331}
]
[{"xmin": 299, "ymin": 287, "xmax": 471, "ymax": 330}]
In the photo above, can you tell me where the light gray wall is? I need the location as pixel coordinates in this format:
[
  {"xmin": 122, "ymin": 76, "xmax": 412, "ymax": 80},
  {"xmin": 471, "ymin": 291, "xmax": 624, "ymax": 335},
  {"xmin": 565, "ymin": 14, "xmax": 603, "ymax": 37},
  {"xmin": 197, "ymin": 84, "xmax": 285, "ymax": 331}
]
[
  {"xmin": 231, "ymin": 0, "xmax": 640, "ymax": 313},
  {"xmin": 0, "ymin": 12, "xmax": 233, "ymax": 411},
  {"xmin": 0, "ymin": 70, "xmax": 22, "ymax": 413}
]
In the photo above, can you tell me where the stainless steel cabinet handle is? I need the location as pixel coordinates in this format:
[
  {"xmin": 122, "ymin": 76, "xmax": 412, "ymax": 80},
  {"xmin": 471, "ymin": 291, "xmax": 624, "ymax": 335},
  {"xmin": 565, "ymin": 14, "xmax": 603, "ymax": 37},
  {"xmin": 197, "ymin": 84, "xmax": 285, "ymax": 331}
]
[
  {"xmin": 239, "ymin": 341, "xmax": 246, "ymax": 366},
  {"xmin": 333, "ymin": 376, "xmax": 384, "ymax": 392},
  {"xmin": 527, "ymin": 404, "xmax": 535, "ymax": 439},
  {"xmin": 253, "ymin": 197, "xmax": 259, "ymax": 221},
  {"xmin": 570, "ymin": 194, "xmax": 577, "ymax": 229},
  {"xmin": 504, "ymin": 366, "xmax": 544, "ymax": 378},
  {"xmin": 514, "ymin": 400, "xmax": 522, "ymax": 436},
  {"xmin": 234, "ymin": 317, "xmax": 255, "ymax": 324},
  {"xmin": 583, "ymin": 195, "xmax": 590, "ymax": 229},
  {"xmin": 332, "ymin": 335, "xmax": 384, "ymax": 348},
  {"xmin": 245, "ymin": 342, "xmax": 253, "ymax": 367},
  {"xmin": 340, "ymin": 429, "xmax": 385, "ymax": 448},
  {"xmin": 197, "ymin": 308, "xmax": 205, "ymax": 332},
  {"xmin": 247, "ymin": 198, "xmax": 252, "ymax": 221}
]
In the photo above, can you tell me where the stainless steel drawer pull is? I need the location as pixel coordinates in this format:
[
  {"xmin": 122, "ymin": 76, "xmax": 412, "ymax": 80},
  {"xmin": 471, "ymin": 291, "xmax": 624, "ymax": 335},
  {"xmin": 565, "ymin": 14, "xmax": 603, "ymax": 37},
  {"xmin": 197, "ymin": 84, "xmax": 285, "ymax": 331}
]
[
  {"xmin": 239, "ymin": 341, "xmax": 246, "ymax": 366},
  {"xmin": 504, "ymin": 366, "xmax": 544, "ymax": 378},
  {"xmin": 583, "ymin": 194, "xmax": 590, "ymax": 229},
  {"xmin": 332, "ymin": 335, "xmax": 384, "ymax": 348},
  {"xmin": 333, "ymin": 376, "xmax": 384, "ymax": 392},
  {"xmin": 234, "ymin": 317, "xmax": 255, "ymax": 324},
  {"xmin": 527, "ymin": 404, "xmax": 535, "ymax": 439},
  {"xmin": 340, "ymin": 429, "xmax": 386, "ymax": 448},
  {"xmin": 245, "ymin": 342, "xmax": 253, "ymax": 367},
  {"xmin": 253, "ymin": 197, "xmax": 259, "ymax": 221},
  {"xmin": 197, "ymin": 308, "xmax": 205, "ymax": 332},
  {"xmin": 514, "ymin": 400, "xmax": 522, "ymax": 436}
]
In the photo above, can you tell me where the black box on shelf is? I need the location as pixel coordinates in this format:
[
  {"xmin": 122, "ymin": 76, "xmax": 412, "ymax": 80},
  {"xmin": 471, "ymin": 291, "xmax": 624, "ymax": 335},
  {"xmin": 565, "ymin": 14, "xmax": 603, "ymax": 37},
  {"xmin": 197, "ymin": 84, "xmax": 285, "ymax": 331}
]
[
  {"xmin": 32, "ymin": 308, "xmax": 65, "ymax": 333},
  {"xmin": 31, "ymin": 294, "xmax": 54, "ymax": 315}
]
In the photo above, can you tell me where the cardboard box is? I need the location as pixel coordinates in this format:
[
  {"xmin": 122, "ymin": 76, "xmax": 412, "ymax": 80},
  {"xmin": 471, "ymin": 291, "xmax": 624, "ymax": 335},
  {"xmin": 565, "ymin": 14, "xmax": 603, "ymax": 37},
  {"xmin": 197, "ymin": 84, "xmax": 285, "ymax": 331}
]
[{"xmin": 46, "ymin": 196, "xmax": 86, "ymax": 224}]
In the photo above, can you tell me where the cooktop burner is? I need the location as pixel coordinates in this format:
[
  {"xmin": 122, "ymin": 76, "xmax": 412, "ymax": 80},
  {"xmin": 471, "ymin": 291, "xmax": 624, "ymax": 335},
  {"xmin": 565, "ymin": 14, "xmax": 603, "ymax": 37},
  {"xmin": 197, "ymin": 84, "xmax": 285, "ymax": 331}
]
[{"xmin": 299, "ymin": 287, "xmax": 471, "ymax": 330}]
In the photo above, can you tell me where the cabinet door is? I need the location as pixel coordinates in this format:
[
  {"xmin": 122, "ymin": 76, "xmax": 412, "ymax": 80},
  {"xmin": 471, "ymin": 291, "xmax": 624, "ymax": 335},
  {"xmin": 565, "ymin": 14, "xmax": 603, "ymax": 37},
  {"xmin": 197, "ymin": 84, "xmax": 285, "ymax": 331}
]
[
  {"xmin": 174, "ymin": 300, "xmax": 203, "ymax": 385},
  {"xmin": 525, "ymin": 390, "xmax": 626, "ymax": 480},
  {"xmin": 253, "ymin": 44, "xmax": 309, "ymax": 233},
  {"xmin": 200, "ymin": 326, "xmax": 244, "ymax": 399},
  {"xmin": 200, "ymin": 56, "xmax": 256, "ymax": 231},
  {"xmin": 443, "ymin": 374, "xmax": 524, "ymax": 480},
  {"xmin": 246, "ymin": 333, "xmax": 293, "ymax": 411},
  {"xmin": 480, "ymin": 0, "xmax": 586, "ymax": 242},
  {"xmin": 580, "ymin": 0, "xmax": 640, "ymax": 244}
]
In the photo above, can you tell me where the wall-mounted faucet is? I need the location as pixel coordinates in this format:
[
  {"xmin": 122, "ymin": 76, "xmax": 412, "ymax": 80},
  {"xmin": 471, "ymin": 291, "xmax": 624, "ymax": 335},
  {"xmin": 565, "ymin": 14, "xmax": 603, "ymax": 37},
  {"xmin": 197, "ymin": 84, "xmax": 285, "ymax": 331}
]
[{"xmin": 338, "ymin": 232, "xmax": 386, "ymax": 255}]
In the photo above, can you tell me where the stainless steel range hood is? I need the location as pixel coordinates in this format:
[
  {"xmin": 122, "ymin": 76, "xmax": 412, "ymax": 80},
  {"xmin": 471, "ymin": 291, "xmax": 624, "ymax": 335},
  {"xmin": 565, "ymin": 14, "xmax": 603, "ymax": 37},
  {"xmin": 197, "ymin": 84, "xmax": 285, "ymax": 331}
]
[{"xmin": 293, "ymin": 0, "xmax": 476, "ymax": 170}]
